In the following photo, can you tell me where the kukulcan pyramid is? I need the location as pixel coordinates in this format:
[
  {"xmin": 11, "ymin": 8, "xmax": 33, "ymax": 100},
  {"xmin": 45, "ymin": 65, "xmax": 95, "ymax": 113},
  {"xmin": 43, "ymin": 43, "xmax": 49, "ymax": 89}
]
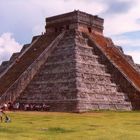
[{"xmin": 0, "ymin": 10, "xmax": 140, "ymax": 112}]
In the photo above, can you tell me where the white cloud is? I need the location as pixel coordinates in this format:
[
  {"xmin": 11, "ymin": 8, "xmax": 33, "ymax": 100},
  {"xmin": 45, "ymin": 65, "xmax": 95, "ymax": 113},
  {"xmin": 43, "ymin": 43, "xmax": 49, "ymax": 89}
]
[
  {"xmin": 0, "ymin": 33, "xmax": 22, "ymax": 64},
  {"xmin": 0, "ymin": 0, "xmax": 140, "ymax": 36},
  {"xmin": 32, "ymin": 24, "xmax": 45, "ymax": 35},
  {"xmin": 0, "ymin": 0, "xmax": 140, "ymax": 64},
  {"xmin": 113, "ymin": 37, "xmax": 140, "ymax": 48},
  {"xmin": 30, "ymin": 0, "xmax": 107, "ymax": 34},
  {"xmin": 1, "ymin": 0, "xmax": 139, "ymax": 36},
  {"xmin": 104, "ymin": 0, "xmax": 140, "ymax": 36},
  {"xmin": 112, "ymin": 37, "xmax": 140, "ymax": 64}
]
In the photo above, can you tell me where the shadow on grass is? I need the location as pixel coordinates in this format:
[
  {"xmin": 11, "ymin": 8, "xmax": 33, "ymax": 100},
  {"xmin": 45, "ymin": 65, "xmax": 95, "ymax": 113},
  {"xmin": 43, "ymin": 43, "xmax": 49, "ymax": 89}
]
[
  {"xmin": 89, "ymin": 124, "xmax": 103, "ymax": 128},
  {"xmin": 87, "ymin": 124, "xmax": 104, "ymax": 131},
  {"xmin": 124, "ymin": 122, "xmax": 140, "ymax": 126},
  {"xmin": 0, "ymin": 127, "xmax": 22, "ymax": 134},
  {"xmin": 40, "ymin": 127, "xmax": 75, "ymax": 133}
]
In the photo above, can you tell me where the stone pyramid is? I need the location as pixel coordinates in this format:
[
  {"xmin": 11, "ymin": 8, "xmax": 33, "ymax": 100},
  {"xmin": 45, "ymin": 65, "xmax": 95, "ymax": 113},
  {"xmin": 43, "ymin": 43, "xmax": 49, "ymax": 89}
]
[{"xmin": 0, "ymin": 10, "xmax": 140, "ymax": 112}]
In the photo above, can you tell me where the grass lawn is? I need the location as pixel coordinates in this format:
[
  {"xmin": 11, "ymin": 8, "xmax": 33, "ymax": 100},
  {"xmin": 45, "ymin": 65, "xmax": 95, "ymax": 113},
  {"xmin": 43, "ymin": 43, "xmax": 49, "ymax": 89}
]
[{"xmin": 0, "ymin": 111, "xmax": 140, "ymax": 140}]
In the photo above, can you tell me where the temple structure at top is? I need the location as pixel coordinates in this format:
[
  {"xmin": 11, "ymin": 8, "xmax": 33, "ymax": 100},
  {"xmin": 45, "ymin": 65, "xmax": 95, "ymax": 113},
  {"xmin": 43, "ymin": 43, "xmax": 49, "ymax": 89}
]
[{"xmin": 45, "ymin": 10, "xmax": 104, "ymax": 35}]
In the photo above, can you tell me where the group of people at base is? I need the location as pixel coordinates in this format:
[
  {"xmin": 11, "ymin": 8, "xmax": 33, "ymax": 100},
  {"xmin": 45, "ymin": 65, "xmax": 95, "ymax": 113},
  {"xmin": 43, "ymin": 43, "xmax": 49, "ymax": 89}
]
[
  {"xmin": 0, "ymin": 104, "xmax": 11, "ymax": 123},
  {"xmin": 0, "ymin": 102, "xmax": 51, "ymax": 123},
  {"xmin": 8, "ymin": 102, "xmax": 50, "ymax": 111}
]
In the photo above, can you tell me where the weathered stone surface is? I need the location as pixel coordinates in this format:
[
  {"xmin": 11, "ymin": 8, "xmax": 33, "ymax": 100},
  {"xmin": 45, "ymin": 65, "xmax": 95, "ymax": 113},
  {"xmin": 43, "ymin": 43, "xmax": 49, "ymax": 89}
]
[
  {"xmin": 0, "ymin": 10, "xmax": 140, "ymax": 112},
  {"xmin": 15, "ymin": 30, "xmax": 133, "ymax": 112}
]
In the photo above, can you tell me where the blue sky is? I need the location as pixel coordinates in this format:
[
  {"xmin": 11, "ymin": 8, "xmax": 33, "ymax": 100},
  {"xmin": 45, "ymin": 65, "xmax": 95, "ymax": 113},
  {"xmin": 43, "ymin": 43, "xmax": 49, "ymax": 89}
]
[{"xmin": 0, "ymin": 0, "xmax": 140, "ymax": 64}]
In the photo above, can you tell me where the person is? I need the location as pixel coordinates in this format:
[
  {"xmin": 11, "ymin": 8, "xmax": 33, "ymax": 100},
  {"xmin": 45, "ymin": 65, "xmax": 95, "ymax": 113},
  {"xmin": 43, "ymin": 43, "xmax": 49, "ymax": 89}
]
[
  {"xmin": 0, "ymin": 109, "xmax": 2, "ymax": 122},
  {"xmin": 0, "ymin": 108, "xmax": 5, "ymax": 122},
  {"xmin": 5, "ymin": 115, "xmax": 11, "ymax": 123},
  {"xmin": 13, "ymin": 102, "xmax": 20, "ymax": 110},
  {"xmin": 3, "ymin": 103, "xmax": 8, "ymax": 110},
  {"xmin": 0, "ymin": 106, "xmax": 11, "ymax": 123},
  {"xmin": 8, "ymin": 102, "xmax": 13, "ymax": 110}
]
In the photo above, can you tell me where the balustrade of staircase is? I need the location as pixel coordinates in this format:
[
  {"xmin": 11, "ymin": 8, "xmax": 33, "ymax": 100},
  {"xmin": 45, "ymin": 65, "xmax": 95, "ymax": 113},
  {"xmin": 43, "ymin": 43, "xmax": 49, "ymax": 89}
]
[
  {"xmin": 85, "ymin": 31, "xmax": 140, "ymax": 92},
  {"xmin": 0, "ymin": 32, "xmax": 65, "ymax": 104}
]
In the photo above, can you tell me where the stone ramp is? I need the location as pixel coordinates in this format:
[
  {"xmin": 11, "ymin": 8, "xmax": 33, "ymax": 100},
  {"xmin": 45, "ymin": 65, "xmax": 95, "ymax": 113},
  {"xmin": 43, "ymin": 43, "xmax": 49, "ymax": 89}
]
[
  {"xmin": 0, "ymin": 33, "xmax": 57, "ymax": 96},
  {"xmin": 0, "ymin": 32, "xmax": 65, "ymax": 104},
  {"xmin": 86, "ymin": 32, "xmax": 140, "ymax": 92}
]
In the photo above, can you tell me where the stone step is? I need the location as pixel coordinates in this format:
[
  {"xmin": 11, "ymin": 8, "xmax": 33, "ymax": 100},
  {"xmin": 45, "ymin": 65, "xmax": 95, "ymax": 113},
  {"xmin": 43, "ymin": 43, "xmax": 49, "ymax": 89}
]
[
  {"xmin": 76, "ymin": 55, "xmax": 99, "ymax": 64},
  {"xmin": 78, "ymin": 99, "xmax": 131, "ymax": 104},
  {"xmin": 46, "ymin": 54, "xmax": 75, "ymax": 63},
  {"xmin": 9, "ymin": 52, "xmax": 20, "ymax": 62},
  {"xmin": 34, "ymin": 72, "xmax": 76, "ymax": 81},
  {"xmin": 17, "ymin": 99, "xmax": 132, "ymax": 111},
  {"xmin": 78, "ymin": 101, "xmax": 132, "ymax": 111},
  {"xmin": 43, "ymin": 62, "xmax": 75, "ymax": 70},
  {"xmin": 18, "ymin": 89, "xmax": 77, "ymax": 101},
  {"xmin": 77, "ymin": 84, "xmax": 119, "ymax": 93},
  {"xmin": 76, "ymin": 52, "xmax": 98, "ymax": 58},
  {"xmin": 17, "ymin": 99, "xmax": 79, "ymax": 104},
  {"xmin": 76, "ymin": 71, "xmax": 111, "ymax": 77},
  {"xmin": 39, "ymin": 68, "xmax": 75, "ymax": 74},
  {"xmin": 45, "ymin": 60, "xmax": 76, "ymax": 65},
  {"xmin": 75, "ymin": 45, "xmax": 94, "ymax": 55},
  {"xmin": 0, "ymin": 61, "xmax": 9, "ymax": 74},
  {"xmin": 0, "ymin": 33, "xmax": 58, "ymax": 95},
  {"xmin": 52, "ymin": 46, "xmax": 75, "ymax": 55},
  {"xmin": 77, "ymin": 73, "xmax": 113, "ymax": 84},
  {"xmin": 20, "ymin": 44, "xmax": 30, "ymax": 53},
  {"xmin": 76, "ymin": 70, "xmax": 109, "ymax": 76},
  {"xmin": 76, "ymin": 65, "xmax": 108, "ymax": 75}
]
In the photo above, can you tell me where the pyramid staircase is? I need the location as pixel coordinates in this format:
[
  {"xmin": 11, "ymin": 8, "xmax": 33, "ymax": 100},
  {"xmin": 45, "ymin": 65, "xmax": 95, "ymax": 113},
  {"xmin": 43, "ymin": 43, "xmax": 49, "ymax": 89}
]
[
  {"xmin": 0, "ymin": 32, "xmax": 65, "ymax": 104},
  {"xmin": 82, "ymin": 31, "xmax": 140, "ymax": 109},
  {"xmin": 85, "ymin": 32, "xmax": 140, "ymax": 91}
]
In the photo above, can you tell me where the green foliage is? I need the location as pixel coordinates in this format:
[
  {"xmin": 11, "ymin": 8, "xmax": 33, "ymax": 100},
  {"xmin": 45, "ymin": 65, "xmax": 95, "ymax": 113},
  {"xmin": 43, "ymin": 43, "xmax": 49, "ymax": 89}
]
[{"xmin": 0, "ymin": 111, "xmax": 140, "ymax": 140}]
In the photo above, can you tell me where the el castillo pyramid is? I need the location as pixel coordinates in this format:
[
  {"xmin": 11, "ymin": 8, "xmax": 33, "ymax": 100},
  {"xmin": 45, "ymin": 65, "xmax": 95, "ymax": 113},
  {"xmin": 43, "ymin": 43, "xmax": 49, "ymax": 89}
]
[{"xmin": 0, "ymin": 10, "xmax": 140, "ymax": 112}]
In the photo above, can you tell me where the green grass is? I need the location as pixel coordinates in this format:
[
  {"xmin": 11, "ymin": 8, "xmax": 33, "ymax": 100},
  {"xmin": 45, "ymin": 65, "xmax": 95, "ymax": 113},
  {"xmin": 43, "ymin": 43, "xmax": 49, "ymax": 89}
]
[{"xmin": 0, "ymin": 111, "xmax": 140, "ymax": 140}]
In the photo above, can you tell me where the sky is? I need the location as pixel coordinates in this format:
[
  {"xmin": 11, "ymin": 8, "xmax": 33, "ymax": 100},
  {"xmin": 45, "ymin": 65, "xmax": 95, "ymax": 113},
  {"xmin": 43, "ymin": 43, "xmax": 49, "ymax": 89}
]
[{"xmin": 0, "ymin": 0, "xmax": 140, "ymax": 64}]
